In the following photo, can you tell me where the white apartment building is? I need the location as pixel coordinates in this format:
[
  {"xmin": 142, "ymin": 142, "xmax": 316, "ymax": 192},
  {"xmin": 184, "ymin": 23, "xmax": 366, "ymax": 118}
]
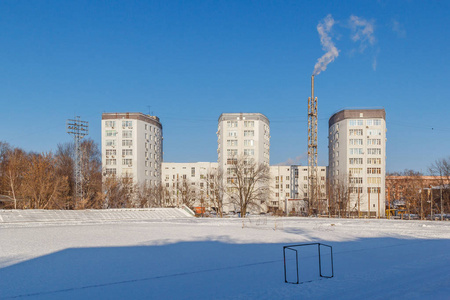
[
  {"xmin": 270, "ymin": 165, "xmax": 327, "ymax": 215},
  {"xmin": 162, "ymin": 162, "xmax": 219, "ymax": 209},
  {"xmin": 101, "ymin": 112, "xmax": 163, "ymax": 186},
  {"xmin": 217, "ymin": 113, "xmax": 270, "ymax": 212},
  {"xmin": 328, "ymin": 109, "xmax": 386, "ymax": 217}
]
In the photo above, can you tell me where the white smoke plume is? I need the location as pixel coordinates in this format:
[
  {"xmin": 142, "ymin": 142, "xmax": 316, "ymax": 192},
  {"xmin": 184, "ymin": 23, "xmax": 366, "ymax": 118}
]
[
  {"xmin": 349, "ymin": 15, "xmax": 375, "ymax": 52},
  {"xmin": 313, "ymin": 14, "xmax": 339, "ymax": 76}
]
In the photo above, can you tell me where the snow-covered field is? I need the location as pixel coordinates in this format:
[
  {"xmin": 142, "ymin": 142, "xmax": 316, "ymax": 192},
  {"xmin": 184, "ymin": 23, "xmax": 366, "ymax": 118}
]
[{"xmin": 1, "ymin": 211, "xmax": 449, "ymax": 299}]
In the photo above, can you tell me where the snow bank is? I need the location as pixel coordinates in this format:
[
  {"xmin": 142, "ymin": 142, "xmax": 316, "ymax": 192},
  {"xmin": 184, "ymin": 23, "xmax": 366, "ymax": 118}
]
[
  {"xmin": 0, "ymin": 208, "xmax": 193, "ymax": 226},
  {"xmin": 0, "ymin": 217, "xmax": 449, "ymax": 299}
]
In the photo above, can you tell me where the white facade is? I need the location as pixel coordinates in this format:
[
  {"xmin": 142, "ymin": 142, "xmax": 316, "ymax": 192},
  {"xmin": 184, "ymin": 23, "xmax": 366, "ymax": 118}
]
[
  {"xmin": 328, "ymin": 109, "xmax": 386, "ymax": 217},
  {"xmin": 161, "ymin": 162, "xmax": 219, "ymax": 208},
  {"xmin": 217, "ymin": 113, "xmax": 270, "ymax": 212},
  {"xmin": 217, "ymin": 113, "xmax": 270, "ymax": 167},
  {"xmin": 270, "ymin": 165, "xmax": 327, "ymax": 214},
  {"xmin": 101, "ymin": 113, "xmax": 163, "ymax": 186}
]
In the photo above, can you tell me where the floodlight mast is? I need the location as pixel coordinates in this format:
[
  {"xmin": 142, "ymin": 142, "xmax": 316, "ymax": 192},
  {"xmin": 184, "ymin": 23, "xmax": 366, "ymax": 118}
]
[{"xmin": 66, "ymin": 116, "xmax": 89, "ymax": 208}]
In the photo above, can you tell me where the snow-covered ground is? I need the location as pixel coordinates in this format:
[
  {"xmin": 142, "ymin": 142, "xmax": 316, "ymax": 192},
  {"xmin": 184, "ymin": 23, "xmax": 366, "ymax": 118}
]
[{"xmin": 1, "ymin": 211, "xmax": 449, "ymax": 299}]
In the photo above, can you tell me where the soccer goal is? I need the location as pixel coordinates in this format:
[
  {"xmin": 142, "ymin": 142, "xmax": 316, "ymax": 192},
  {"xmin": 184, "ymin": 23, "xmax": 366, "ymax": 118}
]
[{"xmin": 283, "ymin": 243, "xmax": 334, "ymax": 284}]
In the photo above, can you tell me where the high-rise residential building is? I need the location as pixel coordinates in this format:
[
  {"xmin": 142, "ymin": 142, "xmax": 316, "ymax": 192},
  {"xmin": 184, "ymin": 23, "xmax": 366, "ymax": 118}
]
[
  {"xmin": 217, "ymin": 113, "xmax": 270, "ymax": 166},
  {"xmin": 101, "ymin": 112, "xmax": 163, "ymax": 186},
  {"xmin": 217, "ymin": 113, "xmax": 270, "ymax": 212},
  {"xmin": 328, "ymin": 109, "xmax": 386, "ymax": 217}
]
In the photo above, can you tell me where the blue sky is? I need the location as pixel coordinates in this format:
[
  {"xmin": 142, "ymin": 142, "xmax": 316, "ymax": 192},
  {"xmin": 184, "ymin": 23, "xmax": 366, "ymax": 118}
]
[{"xmin": 0, "ymin": 0, "xmax": 449, "ymax": 173}]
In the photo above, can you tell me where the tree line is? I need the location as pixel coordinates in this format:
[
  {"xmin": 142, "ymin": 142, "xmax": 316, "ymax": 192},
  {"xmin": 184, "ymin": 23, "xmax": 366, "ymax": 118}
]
[{"xmin": 0, "ymin": 140, "xmax": 171, "ymax": 210}]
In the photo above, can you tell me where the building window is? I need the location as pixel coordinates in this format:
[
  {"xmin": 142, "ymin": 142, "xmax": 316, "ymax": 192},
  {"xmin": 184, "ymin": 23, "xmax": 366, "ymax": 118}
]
[
  {"xmin": 227, "ymin": 131, "xmax": 237, "ymax": 137},
  {"xmin": 350, "ymin": 187, "xmax": 363, "ymax": 194},
  {"xmin": 191, "ymin": 167, "xmax": 195, "ymax": 177},
  {"xmin": 349, "ymin": 129, "xmax": 363, "ymax": 136},
  {"xmin": 105, "ymin": 130, "xmax": 117, "ymax": 137},
  {"xmin": 244, "ymin": 121, "xmax": 254, "ymax": 127},
  {"xmin": 122, "ymin": 130, "xmax": 132, "ymax": 138},
  {"xmin": 244, "ymin": 149, "xmax": 254, "ymax": 156},
  {"xmin": 106, "ymin": 149, "xmax": 116, "ymax": 156},
  {"xmin": 122, "ymin": 159, "xmax": 132, "ymax": 166},
  {"xmin": 122, "ymin": 120, "xmax": 132, "ymax": 127},
  {"xmin": 367, "ymin": 158, "xmax": 381, "ymax": 165},
  {"xmin": 367, "ymin": 177, "xmax": 381, "ymax": 184},
  {"xmin": 106, "ymin": 159, "xmax": 116, "ymax": 166},
  {"xmin": 227, "ymin": 140, "xmax": 238, "ymax": 146},
  {"xmin": 244, "ymin": 139, "xmax": 254, "ymax": 146},
  {"xmin": 244, "ymin": 130, "xmax": 254, "ymax": 137},
  {"xmin": 122, "ymin": 140, "xmax": 132, "ymax": 146},
  {"xmin": 367, "ymin": 168, "xmax": 381, "ymax": 174},
  {"xmin": 367, "ymin": 148, "xmax": 381, "ymax": 155},
  {"xmin": 349, "ymin": 168, "xmax": 363, "ymax": 175},
  {"xmin": 367, "ymin": 129, "xmax": 381, "ymax": 136},
  {"xmin": 227, "ymin": 121, "xmax": 238, "ymax": 128},
  {"xmin": 105, "ymin": 121, "xmax": 116, "ymax": 127},
  {"xmin": 349, "ymin": 158, "xmax": 363, "ymax": 165},
  {"xmin": 350, "ymin": 148, "xmax": 363, "ymax": 155},
  {"xmin": 349, "ymin": 177, "xmax": 363, "ymax": 184},
  {"xmin": 349, "ymin": 120, "xmax": 363, "ymax": 126},
  {"xmin": 106, "ymin": 140, "xmax": 116, "ymax": 147},
  {"xmin": 367, "ymin": 139, "xmax": 381, "ymax": 145},
  {"xmin": 122, "ymin": 149, "xmax": 132, "ymax": 156},
  {"xmin": 349, "ymin": 139, "xmax": 363, "ymax": 145},
  {"xmin": 105, "ymin": 168, "xmax": 116, "ymax": 175},
  {"xmin": 227, "ymin": 149, "xmax": 238, "ymax": 157},
  {"xmin": 368, "ymin": 187, "xmax": 381, "ymax": 194}
]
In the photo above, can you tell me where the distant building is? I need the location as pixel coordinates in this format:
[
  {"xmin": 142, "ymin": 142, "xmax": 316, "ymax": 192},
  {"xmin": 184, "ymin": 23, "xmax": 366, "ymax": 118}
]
[
  {"xmin": 101, "ymin": 112, "xmax": 163, "ymax": 186},
  {"xmin": 328, "ymin": 109, "xmax": 386, "ymax": 217},
  {"xmin": 161, "ymin": 162, "xmax": 219, "ymax": 209},
  {"xmin": 386, "ymin": 175, "xmax": 450, "ymax": 216},
  {"xmin": 269, "ymin": 165, "xmax": 327, "ymax": 214}
]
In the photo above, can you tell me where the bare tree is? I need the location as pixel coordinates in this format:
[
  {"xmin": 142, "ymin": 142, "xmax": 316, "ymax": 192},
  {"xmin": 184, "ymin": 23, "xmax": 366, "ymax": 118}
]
[
  {"xmin": 103, "ymin": 175, "xmax": 134, "ymax": 208},
  {"xmin": 204, "ymin": 167, "xmax": 224, "ymax": 217},
  {"xmin": 79, "ymin": 139, "xmax": 103, "ymax": 209},
  {"xmin": 55, "ymin": 139, "xmax": 103, "ymax": 209},
  {"xmin": 55, "ymin": 143, "xmax": 75, "ymax": 208},
  {"xmin": 225, "ymin": 155, "xmax": 271, "ymax": 217},
  {"xmin": 329, "ymin": 173, "xmax": 354, "ymax": 217},
  {"xmin": 177, "ymin": 177, "xmax": 196, "ymax": 209},
  {"xmin": 2, "ymin": 148, "xmax": 28, "ymax": 209},
  {"xmin": 21, "ymin": 153, "xmax": 70, "ymax": 209},
  {"xmin": 429, "ymin": 157, "xmax": 450, "ymax": 220}
]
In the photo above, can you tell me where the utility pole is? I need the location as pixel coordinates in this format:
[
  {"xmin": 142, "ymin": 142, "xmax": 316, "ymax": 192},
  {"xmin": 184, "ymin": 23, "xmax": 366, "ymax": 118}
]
[{"xmin": 66, "ymin": 116, "xmax": 89, "ymax": 208}]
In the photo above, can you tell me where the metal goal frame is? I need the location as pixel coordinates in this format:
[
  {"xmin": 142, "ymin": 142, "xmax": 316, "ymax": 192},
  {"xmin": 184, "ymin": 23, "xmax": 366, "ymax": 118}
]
[{"xmin": 283, "ymin": 242, "xmax": 334, "ymax": 284}]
